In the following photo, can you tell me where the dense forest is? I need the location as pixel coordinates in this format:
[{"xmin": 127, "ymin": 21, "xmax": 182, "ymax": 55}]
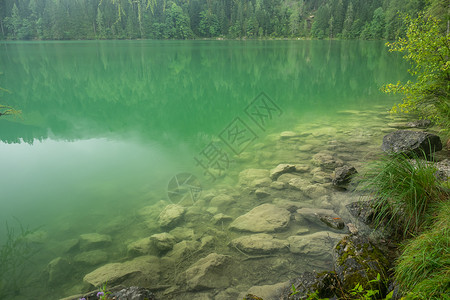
[{"xmin": 0, "ymin": 0, "xmax": 448, "ymax": 40}]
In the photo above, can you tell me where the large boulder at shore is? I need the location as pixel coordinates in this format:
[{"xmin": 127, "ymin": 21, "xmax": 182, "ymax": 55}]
[
  {"xmin": 178, "ymin": 253, "xmax": 232, "ymax": 291},
  {"xmin": 229, "ymin": 204, "xmax": 291, "ymax": 233},
  {"xmin": 158, "ymin": 204, "xmax": 186, "ymax": 228},
  {"xmin": 83, "ymin": 256, "xmax": 160, "ymax": 287},
  {"xmin": 381, "ymin": 130, "xmax": 442, "ymax": 155},
  {"xmin": 231, "ymin": 233, "xmax": 289, "ymax": 254}
]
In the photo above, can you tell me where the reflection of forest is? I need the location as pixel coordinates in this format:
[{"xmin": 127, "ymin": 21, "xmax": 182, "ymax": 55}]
[{"xmin": 0, "ymin": 40, "xmax": 408, "ymax": 144}]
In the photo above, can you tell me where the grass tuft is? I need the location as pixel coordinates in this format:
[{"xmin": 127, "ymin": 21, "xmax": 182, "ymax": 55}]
[
  {"xmin": 394, "ymin": 201, "xmax": 450, "ymax": 299},
  {"xmin": 360, "ymin": 151, "xmax": 447, "ymax": 238}
]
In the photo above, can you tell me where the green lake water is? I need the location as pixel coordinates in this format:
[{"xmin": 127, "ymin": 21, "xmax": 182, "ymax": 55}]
[{"xmin": 0, "ymin": 40, "xmax": 408, "ymax": 299}]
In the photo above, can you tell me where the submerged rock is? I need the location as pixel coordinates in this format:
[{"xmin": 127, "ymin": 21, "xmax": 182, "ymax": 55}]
[
  {"xmin": 74, "ymin": 250, "xmax": 108, "ymax": 266},
  {"xmin": 280, "ymin": 131, "xmax": 300, "ymax": 139},
  {"xmin": 46, "ymin": 257, "xmax": 72, "ymax": 286},
  {"xmin": 270, "ymin": 164, "xmax": 297, "ymax": 180},
  {"xmin": 332, "ymin": 165, "xmax": 358, "ymax": 187},
  {"xmin": 312, "ymin": 152, "xmax": 344, "ymax": 171},
  {"xmin": 167, "ymin": 240, "xmax": 200, "ymax": 261},
  {"xmin": 209, "ymin": 194, "xmax": 235, "ymax": 207},
  {"xmin": 158, "ymin": 204, "xmax": 186, "ymax": 228},
  {"xmin": 239, "ymin": 169, "xmax": 270, "ymax": 186},
  {"xmin": 346, "ymin": 201, "xmax": 376, "ymax": 225},
  {"xmin": 288, "ymin": 231, "xmax": 344, "ymax": 257},
  {"xmin": 243, "ymin": 281, "xmax": 290, "ymax": 300},
  {"xmin": 83, "ymin": 256, "xmax": 160, "ymax": 287},
  {"xmin": 229, "ymin": 204, "xmax": 291, "ymax": 233},
  {"xmin": 319, "ymin": 215, "xmax": 345, "ymax": 230},
  {"xmin": 179, "ymin": 253, "xmax": 231, "ymax": 291},
  {"xmin": 296, "ymin": 208, "xmax": 344, "ymax": 230},
  {"xmin": 231, "ymin": 233, "xmax": 289, "ymax": 254},
  {"xmin": 212, "ymin": 213, "xmax": 233, "ymax": 225},
  {"xmin": 150, "ymin": 232, "xmax": 176, "ymax": 252},
  {"xmin": 79, "ymin": 233, "xmax": 112, "ymax": 251},
  {"xmin": 381, "ymin": 130, "xmax": 442, "ymax": 155},
  {"xmin": 127, "ymin": 237, "xmax": 153, "ymax": 256},
  {"xmin": 255, "ymin": 188, "xmax": 271, "ymax": 198}
]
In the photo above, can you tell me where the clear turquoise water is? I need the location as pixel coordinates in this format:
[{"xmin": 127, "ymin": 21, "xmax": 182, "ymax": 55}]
[{"xmin": 0, "ymin": 40, "xmax": 408, "ymax": 299}]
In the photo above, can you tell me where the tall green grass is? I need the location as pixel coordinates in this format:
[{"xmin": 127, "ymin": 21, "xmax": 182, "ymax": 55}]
[
  {"xmin": 395, "ymin": 201, "xmax": 450, "ymax": 299},
  {"xmin": 360, "ymin": 152, "xmax": 447, "ymax": 238}
]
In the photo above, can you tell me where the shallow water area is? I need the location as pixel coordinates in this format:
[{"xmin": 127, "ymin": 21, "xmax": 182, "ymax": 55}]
[{"xmin": 0, "ymin": 40, "xmax": 408, "ymax": 299}]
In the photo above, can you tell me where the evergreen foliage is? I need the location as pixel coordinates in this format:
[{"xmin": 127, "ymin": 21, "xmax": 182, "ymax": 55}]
[{"xmin": 0, "ymin": 0, "xmax": 444, "ymax": 40}]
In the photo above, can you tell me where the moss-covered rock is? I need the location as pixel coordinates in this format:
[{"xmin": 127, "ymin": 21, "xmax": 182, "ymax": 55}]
[{"xmin": 334, "ymin": 235, "xmax": 390, "ymax": 296}]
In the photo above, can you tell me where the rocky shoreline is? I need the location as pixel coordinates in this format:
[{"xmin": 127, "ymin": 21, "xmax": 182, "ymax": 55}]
[{"xmin": 52, "ymin": 113, "xmax": 448, "ymax": 300}]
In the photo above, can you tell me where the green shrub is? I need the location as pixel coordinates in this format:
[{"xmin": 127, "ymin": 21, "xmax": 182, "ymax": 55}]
[
  {"xmin": 360, "ymin": 152, "xmax": 446, "ymax": 238},
  {"xmin": 395, "ymin": 201, "xmax": 450, "ymax": 299}
]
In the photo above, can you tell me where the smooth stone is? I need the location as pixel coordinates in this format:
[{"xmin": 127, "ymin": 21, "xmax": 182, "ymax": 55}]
[
  {"xmin": 288, "ymin": 231, "xmax": 344, "ymax": 256},
  {"xmin": 83, "ymin": 256, "xmax": 160, "ymax": 287},
  {"xmin": 242, "ymin": 281, "xmax": 290, "ymax": 300},
  {"xmin": 231, "ymin": 233, "xmax": 289, "ymax": 254},
  {"xmin": 280, "ymin": 131, "xmax": 299, "ymax": 139},
  {"xmin": 229, "ymin": 204, "xmax": 291, "ymax": 233}
]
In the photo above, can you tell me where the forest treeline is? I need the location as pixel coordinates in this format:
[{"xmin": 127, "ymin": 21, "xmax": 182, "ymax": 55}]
[{"xmin": 0, "ymin": 0, "xmax": 448, "ymax": 40}]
